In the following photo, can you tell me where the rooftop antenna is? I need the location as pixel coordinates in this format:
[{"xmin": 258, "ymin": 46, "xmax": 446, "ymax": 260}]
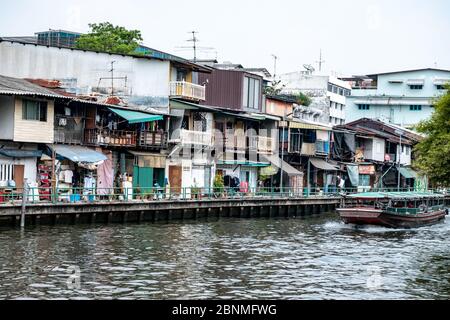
[
  {"xmin": 272, "ymin": 54, "xmax": 278, "ymax": 78},
  {"xmin": 175, "ymin": 31, "xmax": 215, "ymax": 62},
  {"xmin": 316, "ymin": 49, "xmax": 325, "ymax": 72}
]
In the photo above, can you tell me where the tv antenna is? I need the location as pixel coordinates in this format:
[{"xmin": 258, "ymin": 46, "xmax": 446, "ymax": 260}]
[
  {"xmin": 175, "ymin": 31, "xmax": 215, "ymax": 62},
  {"xmin": 271, "ymin": 54, "xmax": 278, "ymax": 78},
  {"xmin": 316, "ymin": 49, "xmax": 325, "ymax": 72},
  {"xmin": 97, "ymin": 60, "xmax": 128, "ymax": 96}
]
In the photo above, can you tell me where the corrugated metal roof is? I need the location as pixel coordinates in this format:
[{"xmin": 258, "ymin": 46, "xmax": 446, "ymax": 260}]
[{"xmin": 0, "ymin": 75, "xmax": 68, "ymax": 99}]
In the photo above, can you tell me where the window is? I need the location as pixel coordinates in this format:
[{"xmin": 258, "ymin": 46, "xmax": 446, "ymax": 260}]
[
  {"xmin": 359, "ymin": 174, "xmax": 371, "ymax": 187},
  {"xmin": 409, "ymin": 85, "xmax": 423, "ymax": 90},
  {"xmin": 22, "ymin": 99, "xmax": 47, "ymax": 121},
  {"xmin": 339, "ymin": 88, "xmax": 344, "ymax": 96},
  {"xmin": 410, "ymin": 105, "xmax": 422, "ymax": 111},
  {"xmin": 436, "ymin": 85, "xmax": 445, "ymax": 90},
  {"xmin": 358, "ymin": 104, "xmax": 370, "ymax": 110},
  {"xmin": 243, "ymin": 76, "xmax": 261, "ymax": 109}
]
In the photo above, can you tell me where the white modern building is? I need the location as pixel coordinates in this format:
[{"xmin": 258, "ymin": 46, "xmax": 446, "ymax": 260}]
[
  {"xmin": 342, "ymin": 68, "xmax": 450, "ymax": 127},
  {"xmin": 277, "ymin": 70, "xmax": 351, "ymax": 126}
]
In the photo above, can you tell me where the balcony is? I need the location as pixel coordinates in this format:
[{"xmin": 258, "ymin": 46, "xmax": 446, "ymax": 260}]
[
  {"xmin": 137, "ymin": 131, "xmax": 168, "ymax": 149},
  {"xmin": 84, "ymin": 129, "xmax": 168, "ymax": 149},
  {"xmin": 257, "ymin": 136, "xmax": 274, "ymax": 154},
  {"xmin": 248, "ymin": 136, "xmax": 274, "ymax": 154},
  {"xmin": 85, "ymin": 129, "xmax": 137, "ymax": 147},
  {"xmin": 169, "ymin": 81, "xmax": 206, "ymax": 101},
  {"xmin": 215, "ymin": 135, "xmax": 246, "ymax": 151},
  {"xmin": 179, "ymin": 129, "xmax": 213, "ymax": 146},
  {"xmin": 54, "ymin": 129, "xmax": 83, "ymax": 145}
]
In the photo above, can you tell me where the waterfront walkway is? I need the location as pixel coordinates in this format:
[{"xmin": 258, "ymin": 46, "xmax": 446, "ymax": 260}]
[{"xmin": 0, "ymin": 187, "xmax": 448, "ymax": 227}]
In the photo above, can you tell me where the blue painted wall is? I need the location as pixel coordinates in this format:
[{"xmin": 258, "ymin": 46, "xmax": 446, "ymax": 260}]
[{"xmin": 346, "ymin": 69, "xmax": 450, "ymax": 126}]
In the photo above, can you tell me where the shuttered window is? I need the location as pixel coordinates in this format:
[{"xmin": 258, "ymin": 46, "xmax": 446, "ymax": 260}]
[{"xmin": 0, "ymin": 164, "xmax": 14, "ymax": 181}]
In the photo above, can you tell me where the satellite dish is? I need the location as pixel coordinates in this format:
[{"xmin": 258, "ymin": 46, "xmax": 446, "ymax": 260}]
[{"xmin": 303, "ymin": 64, "xmax": 315, "ymax": 73}]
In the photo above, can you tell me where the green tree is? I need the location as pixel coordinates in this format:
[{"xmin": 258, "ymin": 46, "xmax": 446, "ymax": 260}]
[
  {"xmin": 263, "ymin": 80, "xmax": 285, "ymax": 96},
  {"xmin": 413, "ymin": 85, "xmax": 450, "ymax": 186},
  {"xmin": 75, "ymin": 22, "xmax": 143, "ymax": 55},
  {"xmin": 295, "ymin": 92, "xmax": 312, "ymax": 106}
]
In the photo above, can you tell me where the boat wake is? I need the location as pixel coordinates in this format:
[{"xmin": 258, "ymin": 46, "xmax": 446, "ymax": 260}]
[{"xmin": 322, "ymin": 221, "xmax": 410, "ymax": 233}]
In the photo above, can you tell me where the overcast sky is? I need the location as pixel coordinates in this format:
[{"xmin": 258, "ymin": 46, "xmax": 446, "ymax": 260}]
[{"xmin": 1, "ymin": 0, "xmax": 449, "ymax": 76}]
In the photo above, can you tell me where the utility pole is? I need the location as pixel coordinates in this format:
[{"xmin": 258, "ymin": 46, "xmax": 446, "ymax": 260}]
[
  {"xmin": 316, "ymin": 49, "xmax": 325, "ymax": 72},
  {"xmin": 272, "ymin": 54, "xmax": 278, "ymax": 78},
  {"xmin": 110, "ymin": 61, "xmax": 116, "ymax": 96},
  {"xmin": 20, "ymin": 178, "xmax": 28, "ymax": 228}
]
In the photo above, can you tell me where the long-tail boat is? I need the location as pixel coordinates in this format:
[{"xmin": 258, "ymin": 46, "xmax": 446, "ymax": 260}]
[{"xmin": 337, "ymin": 192, "xmax": 448, "ymax": 228}]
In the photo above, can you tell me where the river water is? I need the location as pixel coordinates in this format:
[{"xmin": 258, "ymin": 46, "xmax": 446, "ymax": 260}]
[{"xmin": 0, "ymin": 213, "xmax": 448, "ymax": 300}]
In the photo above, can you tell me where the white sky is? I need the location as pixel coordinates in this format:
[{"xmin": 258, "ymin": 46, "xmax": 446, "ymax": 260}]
[{"xmin": 1, "ymin": 0, "xmax": 449, "ymax": 76}]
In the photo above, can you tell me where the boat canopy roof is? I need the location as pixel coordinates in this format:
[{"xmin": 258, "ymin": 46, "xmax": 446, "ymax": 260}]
[{"xmin": 347, "ymin": 191, "xmax": 445, "ymax": 200}]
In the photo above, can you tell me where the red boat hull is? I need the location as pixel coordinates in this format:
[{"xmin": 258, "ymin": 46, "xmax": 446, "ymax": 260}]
[{"xmin": 337, "ymin": 207, "xmax": 447, "ymax": 228}]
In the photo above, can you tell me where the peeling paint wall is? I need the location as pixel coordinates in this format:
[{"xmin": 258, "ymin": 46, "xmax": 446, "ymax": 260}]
[{"xmin": 0, "ymin": 42, "xmax": 171, "ymax": 112}]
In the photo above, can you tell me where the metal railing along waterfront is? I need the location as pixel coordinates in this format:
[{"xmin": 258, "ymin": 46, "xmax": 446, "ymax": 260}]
[{"xmin": 0, "ymin": 187, "xmax": 448, "ymax": 206}]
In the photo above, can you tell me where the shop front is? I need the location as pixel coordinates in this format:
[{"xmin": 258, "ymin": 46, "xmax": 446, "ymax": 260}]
[
  {"xmin": 45, "ymin": 144, "xmax": 108, "ymax": 202},
  {"xmin": 0, "ymin": 145, "xmax": 42, "ymax": 202},
  {"xmin": 129, "ymin": 151, "xmax": 166, "ymax": 198}
]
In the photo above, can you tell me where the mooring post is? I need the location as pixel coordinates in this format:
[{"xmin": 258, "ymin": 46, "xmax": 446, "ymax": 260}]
[{"xmin": 20, "ymin": 179, "xmax": 28, "ymax": 228}]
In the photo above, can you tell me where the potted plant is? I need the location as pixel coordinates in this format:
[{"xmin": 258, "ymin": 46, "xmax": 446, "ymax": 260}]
[
  {"xmin": 135, "ymin": 185, "xmax": 142, "ymax": 200},
  {"xmin": 191, "ymin": 183, "xmax": 201, "ymax": 199},
  {"xmin": 213, "ymin": 174, "xmax": 225, "ymax": 198}
]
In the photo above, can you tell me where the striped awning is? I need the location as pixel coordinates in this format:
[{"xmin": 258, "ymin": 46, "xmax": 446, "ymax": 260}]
[{"xmin": 288, "ymin": 121, "xmax": 332, "ymax": 131}]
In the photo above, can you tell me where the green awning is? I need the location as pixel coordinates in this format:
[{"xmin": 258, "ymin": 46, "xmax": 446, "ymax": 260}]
[
  {"xmin": 108, "ymin": 107, "xmax": 163, "ymax": 124},
  {"xmin": 399, "ymin": 167, "xmax": 418, "ymax": 179}
]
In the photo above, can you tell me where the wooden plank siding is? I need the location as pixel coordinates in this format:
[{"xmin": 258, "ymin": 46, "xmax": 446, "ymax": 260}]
[{"xmin": 13, "ymin": 97, "xmax": 54, "ymax": 143}]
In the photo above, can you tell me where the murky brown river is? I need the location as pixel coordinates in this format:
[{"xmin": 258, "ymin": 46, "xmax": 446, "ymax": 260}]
[{"xmin": 0, "ymin": 213, "xmax": 448, "ymax": 299}]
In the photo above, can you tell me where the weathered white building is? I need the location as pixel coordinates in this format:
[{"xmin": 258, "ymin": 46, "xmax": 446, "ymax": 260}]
[
  {"xmin": 277, "ymin": 71, "xmax": 351, "ymax": 126},
  {"xmin": 0, "ymin": 38, "xmax": 209, "ymax": 114}
]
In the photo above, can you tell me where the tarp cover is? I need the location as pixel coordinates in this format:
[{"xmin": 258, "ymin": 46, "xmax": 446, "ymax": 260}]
[
  {"xmin": 333, "ymin": 131, "xmax": 356, "ymax": 160},
  {"xmin": 108, "ymin": 107, "xmax": 163, "ymax": 124},
  {"xmin": 347, "ymin": 164, "xmax": 359, "ymax": 186},
  {"xmin": 309, "ymin": 158, "xmax": 339, "ymax": 171},
  {"xmin": 0, "ymin": 149, "xmax": 42, "ymax": 158},
  {"xmin": 47, "ymin": 145, "xmax": 107, "ymax": 164},
  {"xmin": 261, "ymin": 154, "xmax": 303, "ymax": 176}
]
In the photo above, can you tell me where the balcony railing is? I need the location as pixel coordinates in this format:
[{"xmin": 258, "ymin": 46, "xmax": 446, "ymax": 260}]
[
  {"xmin": 138, "ymin": 131, "xmax": 168, "ymax": 149},
  {"xmin": 179, "ymin": 129, "xmax": 213, "ymax": 146},
  {"xmin": 54, "ymin": 129, "xmax": 84, "ymax": 145},
  {"xmin": 85, "ymin": 129, "xmax": 137, "ymax": 147},
  {"xmin": 169, "ymin": 81, "xmax": 206, "ymax": 101},
  {"xmin": 84, "ymin": 129, "xmax": 168, "ymax": 149}
]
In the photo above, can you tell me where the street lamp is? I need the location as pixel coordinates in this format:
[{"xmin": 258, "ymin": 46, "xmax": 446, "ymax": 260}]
[{"xmin": 280, "ymin": 110, "xmax": 294, "ymax": 193}]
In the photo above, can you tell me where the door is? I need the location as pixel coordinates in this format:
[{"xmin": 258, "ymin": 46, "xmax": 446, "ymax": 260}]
[
  {"xmin": 169, "ymin": 166, "xmax": 182, "ymax": 194},
  {"xmin": 13, "ymin": 165, "xmax": 24, "ymax": 189}
]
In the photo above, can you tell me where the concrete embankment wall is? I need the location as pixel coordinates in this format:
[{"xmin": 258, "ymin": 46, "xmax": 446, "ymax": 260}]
[{"xmin": 0, "ymin": 197, "xmax": 340, "ymax": 227}]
